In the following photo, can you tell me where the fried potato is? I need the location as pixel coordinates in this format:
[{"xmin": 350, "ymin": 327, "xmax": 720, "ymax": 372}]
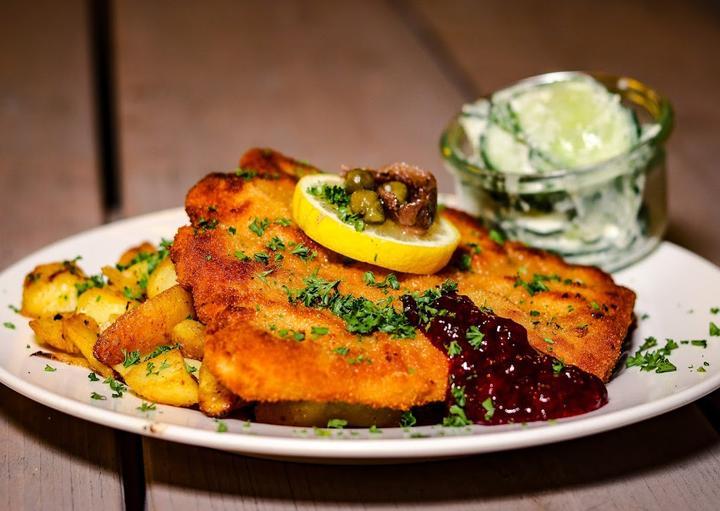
[
  {"xmin": 21, "ymin": 262, "xmax": 86, "ymax": 318},
  {"xmin": 76, "ymin": 287, "xmax": 135, "ymax": 331},
  {"xmin": 28, "ymin": 313, "xmax": 80, "ymax": 354},
  {"xmin": 117, "ymin": 241, "xmax": 156, "ymax": 267},
  {"xmin": 124, "ymin": 348, "xmax": 198, "ymax": 406},
  {"xmin": 146, "ymin": 257, "xmax": 178, "ymax": 298},
  {"xmin": 170, "ymin": 319, "xmax": 205, "ymax": 360},
  {"xmin": 62, "ymin": 313, "xmax": 113, "ymax": 378},
  {"xmin": 198, "ymin": 363, "xmax": 239, "ymax": 417},
  {"xmin": 31, "ymin": 350, "xmax": 92, "ymax": 369},
  {"xmin": 102, "ymin": 261, "xmax": 149, "ymax": 301},
  {"xmin": 94, "ymin": 285, "xmax": 194, "ymax": 366},
  {"xmin": 254, "ymin": 401, "xmax": 403, "ymax": 428}
]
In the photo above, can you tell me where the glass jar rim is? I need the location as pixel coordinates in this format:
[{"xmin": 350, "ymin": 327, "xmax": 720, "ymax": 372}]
[{"xmin": 440, "ymin": 71, "xmax": 674, "ymax": 181}]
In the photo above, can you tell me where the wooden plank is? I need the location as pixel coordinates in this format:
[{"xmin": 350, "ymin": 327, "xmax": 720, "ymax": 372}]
[
  {"xmin": 112, "ymin": 0, "xmax": 466, "ymax": 216},
  {"xmin": 143, "ymin": 404, "xmax": 720, "ymax": 510},
  {"xmin": 0, "ymin": 1, "xmax": 123, "ymax": 509},
  {"xmin": 410, "ymin": 0, "xmax": 720, "ymax": 264}
]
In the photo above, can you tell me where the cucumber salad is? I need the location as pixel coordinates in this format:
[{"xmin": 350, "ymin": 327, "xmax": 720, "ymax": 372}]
[
  {"xmin": 460, "ymin": 73, "xmax": 659, "ymax": 174},
  {"xmin": 450, "ymin": 72, "xmax": 668, "ymax": 271}
]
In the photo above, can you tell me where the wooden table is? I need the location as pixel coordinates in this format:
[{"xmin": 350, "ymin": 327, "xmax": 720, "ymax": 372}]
[{"xmin": 2, "ymin": 1, "xmax": 719, "ymax": 509}]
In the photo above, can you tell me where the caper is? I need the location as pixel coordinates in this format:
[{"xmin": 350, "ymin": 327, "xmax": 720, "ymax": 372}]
[
  {"xmin": 350, "ymin": 190, "xmax": 385, "ymax": 224},
  {"xmin": 382, "ymin": 180, "xmax": 408, "ymax": 203},
  {"xmin": 345, "ymin": 169, "xmax": 375, "ymax": 193},
  {"xmin": 363, "ymin": 203, "xmax": 385, "ymax": 223}
]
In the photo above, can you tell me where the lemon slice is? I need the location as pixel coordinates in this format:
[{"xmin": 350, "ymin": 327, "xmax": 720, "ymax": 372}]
[{"xmin": 292, "ymin": 174, "xmax": 460, "ymax": 274}]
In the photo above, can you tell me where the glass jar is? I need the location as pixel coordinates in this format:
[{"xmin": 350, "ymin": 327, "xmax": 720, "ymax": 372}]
[{"xmin": 440, "ymin": 71, "xmax": 673, "ymax": 271}]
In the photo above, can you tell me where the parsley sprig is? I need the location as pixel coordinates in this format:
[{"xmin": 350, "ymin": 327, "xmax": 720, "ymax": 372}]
[{"xmin": 626, "ymin": 337, "xmax": 678, "ymax": 373}]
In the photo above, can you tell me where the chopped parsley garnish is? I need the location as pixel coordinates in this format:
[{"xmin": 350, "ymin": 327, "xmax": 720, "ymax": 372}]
[
  {"xmin": 626, "ymin": 337, "xmax": 678, "ymax": 373},
  {"xmin": 88, "ymin": 372, "xmax": 100, "ymax": 381},
  {"xmin": 137, "ymin": 402, "xmax": 156, "ymax": 412},
  {"xmin": 235, "ymin": 167, "xmax": 257, "ymax": 180},
  {"xmin": 347, "ymin": 354, "xmax": 372, "ymax": 365},
  {"xmin": 488, "ymin": 229, "xmax": 505, "ymax": 245},
  {"xmin": 143, "ymin": 344, "xmax": 176, "ymax": 361},
  {"xmin": 75, "ymin": 274, "xmax": 105, "ymax": 295},
  {"xmin": 104, "ymin": 376, "xmax": 127, "ymax": 397},
  {"xmin": 8, "ymin": 304, "xmax": 20, "ymax": 313},
  {"xmin": 278, "ymin": 328, "xmax": 305, "ymax": 342},
  {"xmin": 333, "ymin": 346, "xmax": 350, "ymax": 356},
  {"xmin": 227, "ymin": 226, "xmax": 237, "ymax": 235},
  {"xmin": 286, "ymin": 272, "xmax": 415, "ymax": 338},
  {"xmin": 234, "ymin": 250, "xmax": 250, "ymax": 261},
  {"xmin": 691, "ymin": 340, "xmax": 707, "ymax": 348},
  {"xmin": 466, "ymin": 326, "xmax": 485, "ymax": 349},
  {"xmin": 481, "ymin": 397, "xmax": 495, "ymax": 420},
  {"xmin": 289, "ymin": 243, "xmax": 316, "ymax": 261},
  {"xmin": 590, "ymin": 301, "xmax": 601, "ymax": 311},
  {"xmin": 44, "ymin": 364, "xmax": 56, "ymax": 372},
  {"xmin": 186, "ymin": 363, "xmax": 197, "ymax": 374},
  {"xmin": 197, "ymin": 217, "xmax": 218, "ymax": 232},
  {"xmin": 409, "ymin": 280, "xmax": 458, "ymax": 326},
  {"xmin": 529, "ymin": 310, "xmax": 540, "ymax": 317},
  {"xmin": 514, "ymin": 273, "xmax": 561, "ymax": 296},
  {"xmin": 91, "ymin": 392, "xmax": 107, "ymax": 400},
  {"xmin": 311, "ymin": 326, "xmax": 329, "ymax": 338},
  {"xmin": 363, "ymin": 271, "xmax": 400, "ymax": 290},
  {"xmin": 122, "ymin": 349, "xmax": 141, "ymax": 368},
  {"xmin": 216, "ymin": 420, "xmax": 228, "ymax": 433},
  {"xmin": 710, "ymin": 322, "xmax": 720, "ymax": 336},
  {"xmin": 254, "ymin": 251, "xmax": 270, "ymax": 264},
  {"xmin": 369, "ymin": 425, "xmax": 381, "ymax": 433},
  {"xmin": 467, "ymin": 242, "xmax": 482, "ymax": 254},
  {"xmin": 327, "ymin": 418, "xmax": 347, "ymax": 429},
  {"xmin": 3, "ymin": 321, "xmax": 15, "ymax": 329},
  {"xmin": 248, "ymin": 217, "xmax": 270, "ymax": 237},
  {"xmin": 274, "ymin": 217, "xmax": 292, "ymax": 227},
  {"xmin": 552, "ymin": 358, "xmax": 564, "ymax": 374},
  {"xmin": 456, "ymin": 253, "xmax": 472, "ymax": 272},
  {"xmin": 307, "ymin": 184, "xmax": 365, "ymax": 231},
  {"xmin": 267, "ymin": 236, "xmax": 286, "ymax": 252},
  {"xmin": 446, "ymin": 340, "xmax": 462, "ymax": 357},
  {"xmin": 123, "ymin": 286, "xmax": 142, "ymax": 301},
  {"xmin": 711, "ymin": 307, "xmax": 719, "ymax": 315},
  {"xmin": 443, "ymin": 385, "xmax": 472, "ymax": 427},
  {"xmin": 256, "ymin": 269, "xmax": 274, "ymax": 284},
  {"xmin": 399, "ymin": 411, "xmax": 417, "ymax": 427}
]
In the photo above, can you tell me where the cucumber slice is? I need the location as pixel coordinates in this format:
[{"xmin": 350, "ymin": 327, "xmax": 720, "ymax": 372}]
[
  {"xmin": 480, "ymin": 122, "xmax": 535, "ymax": 174},
  {"xmin": 508, "ymin": 78, "xmax": 639, "ymax": 169}
]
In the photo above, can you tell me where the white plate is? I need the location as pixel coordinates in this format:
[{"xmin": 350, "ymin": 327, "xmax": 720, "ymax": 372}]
[{"xmin": 1, "ymin": 207, "xmax": 719, "ymax": 463}]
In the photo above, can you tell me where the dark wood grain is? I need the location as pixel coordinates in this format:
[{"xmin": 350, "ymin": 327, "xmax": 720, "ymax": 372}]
[
  {"xmin": 0, "ymin": 1, "xmax": 123, "ymax": 508},
  {"xmin": 112, "ymin": 0, "xmax": 465, "ymax": 217},
  {"xmin": 143, "ymin": 405, "xmax": 720, "ymax": 510},
  {"xmin": 411, "ymin": 0, "xmax": 720, "ymax": 264}
]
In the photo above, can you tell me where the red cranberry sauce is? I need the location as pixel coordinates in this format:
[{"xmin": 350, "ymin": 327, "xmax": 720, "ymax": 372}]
[{"xmin": 402, "ymin": 291, "xmax": 608, "ymax": 425}]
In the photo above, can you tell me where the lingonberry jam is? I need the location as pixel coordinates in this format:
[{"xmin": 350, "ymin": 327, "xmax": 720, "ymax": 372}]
[{"xmin": 402, "ymin": 290, "xmax": 608, "ymax": 425}]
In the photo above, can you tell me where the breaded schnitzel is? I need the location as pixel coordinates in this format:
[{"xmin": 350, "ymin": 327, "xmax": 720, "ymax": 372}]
[{"xmin": 170, "ymin": 149, "xmax": 634, "ymax": 409}]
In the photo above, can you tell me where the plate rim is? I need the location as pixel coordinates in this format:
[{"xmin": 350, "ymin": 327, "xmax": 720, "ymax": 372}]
[{"xmin": 2, "ymin": 207, "xmax": 719, "ymax": 460}]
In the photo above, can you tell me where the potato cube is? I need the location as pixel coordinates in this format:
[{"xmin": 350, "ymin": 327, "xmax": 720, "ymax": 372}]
[
  {"xmin": 76, "ymin": 287, "xmax": 135, "ymax": 331},
  {"xmin": 21, "ymin": 262, "xmax": 86, "ymax": 318},
  {"xmin": 170, "ymin": 319, "xmax": 205, "ymax": 360},
  {"xmin": 124, "ymin": 348, "xmax": 198, "ymax": 407}
]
